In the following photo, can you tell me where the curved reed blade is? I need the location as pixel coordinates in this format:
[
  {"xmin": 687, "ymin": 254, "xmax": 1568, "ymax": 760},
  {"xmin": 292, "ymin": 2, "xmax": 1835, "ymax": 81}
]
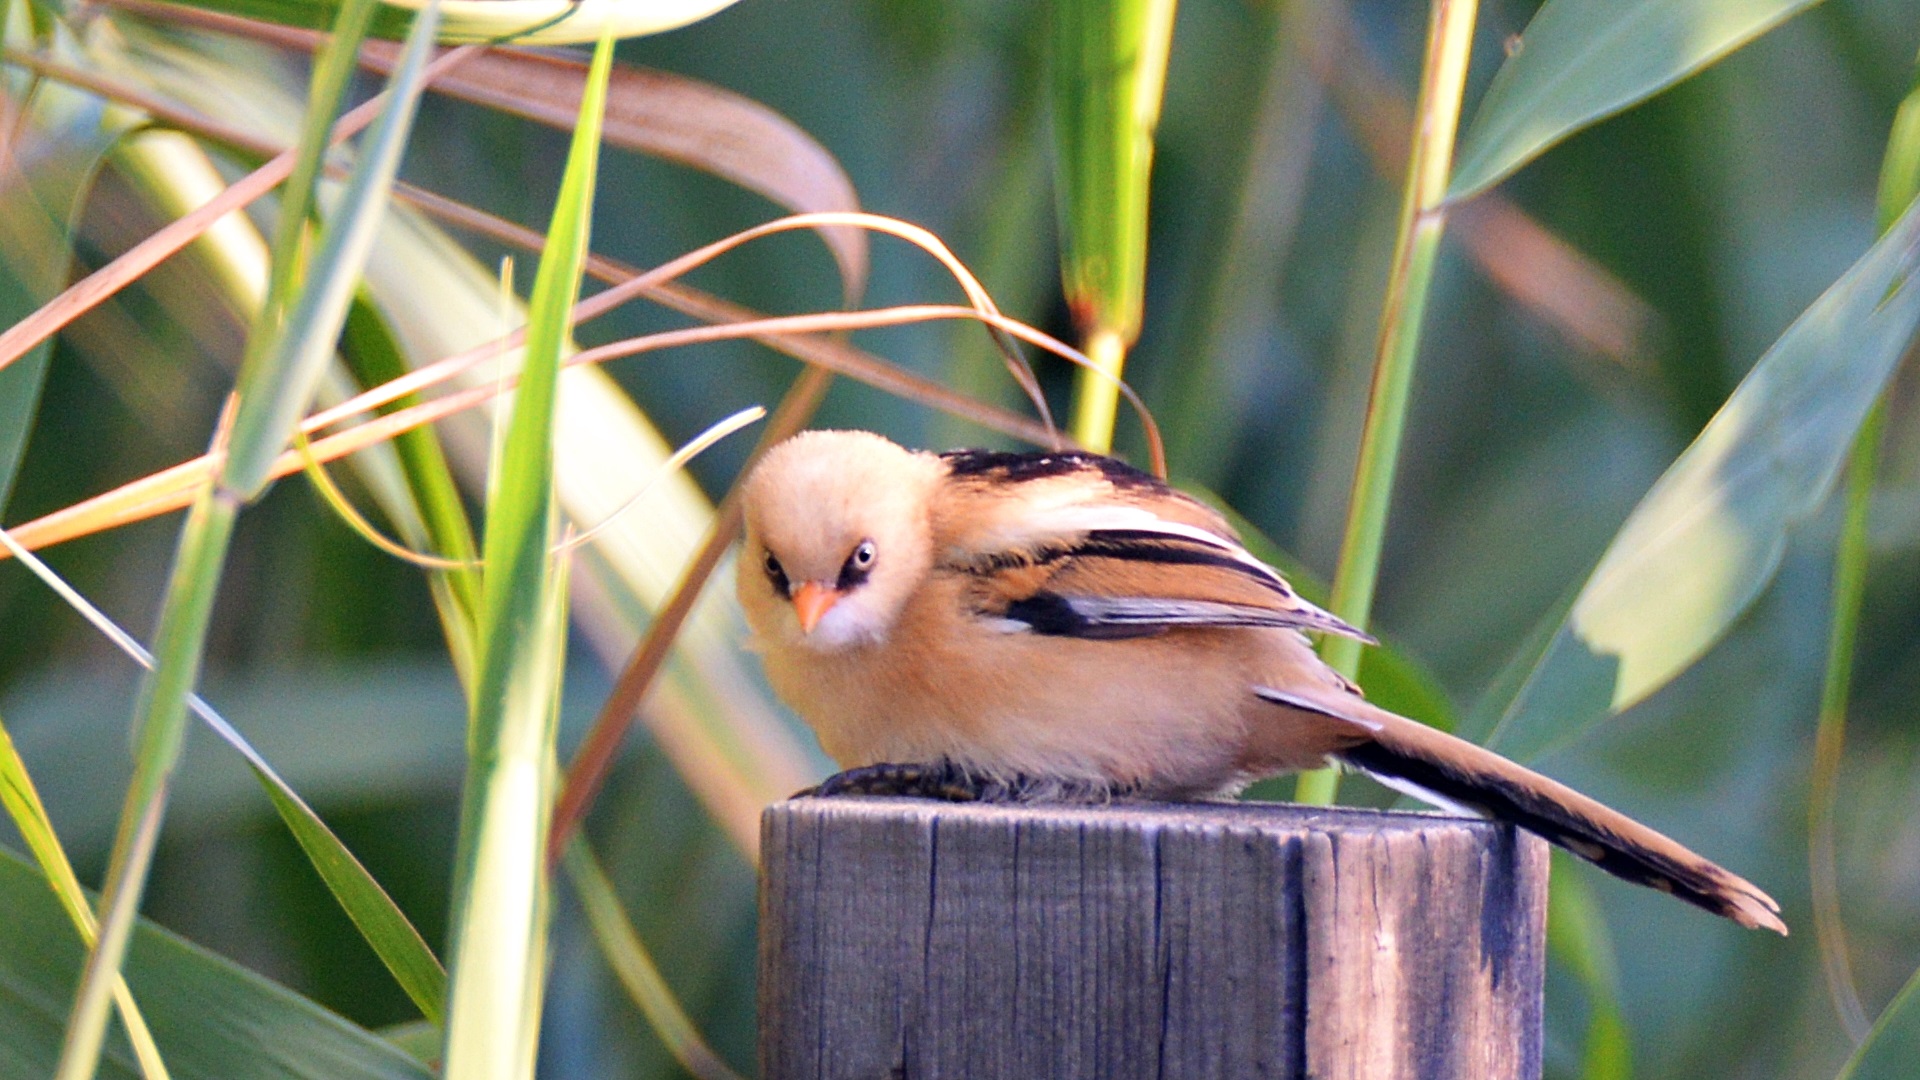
[
  {"xmin": 1488, "ymin": 196, "xmax": 1920, "ymax": 761},
  {"xmin": 92, "ymin": 0, "xmax": 866, "ymax": 298},
  {"xmin": 1450, "ymin": 0, "xmax": 1821, "ymax": 199}
]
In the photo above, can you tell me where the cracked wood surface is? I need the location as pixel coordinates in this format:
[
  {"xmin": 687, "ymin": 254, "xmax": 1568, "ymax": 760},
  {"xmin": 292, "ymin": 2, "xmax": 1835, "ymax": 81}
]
[{"xmin": 759, "ymin": 797, "xmax": 1546, "ymax": 1080}]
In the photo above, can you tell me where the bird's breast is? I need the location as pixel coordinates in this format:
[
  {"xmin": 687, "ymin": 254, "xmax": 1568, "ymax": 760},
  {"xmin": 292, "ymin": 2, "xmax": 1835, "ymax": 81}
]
[{"xmin": 760, "ymin": 586, "xmax": 1303, "ymax": 796}]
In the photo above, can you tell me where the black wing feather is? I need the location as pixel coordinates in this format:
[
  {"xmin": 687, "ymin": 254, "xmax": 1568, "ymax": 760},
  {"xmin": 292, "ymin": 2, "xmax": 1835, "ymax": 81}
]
[{"xmin": 1004, "ymin": 592, "xmax": 1361, "ymax": 639}]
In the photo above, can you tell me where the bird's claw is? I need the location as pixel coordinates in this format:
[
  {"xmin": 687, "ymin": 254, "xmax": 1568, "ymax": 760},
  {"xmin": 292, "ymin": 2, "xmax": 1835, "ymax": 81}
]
[
  {"xmin": 798, "ymin": 760, "xmax": 991, "ymax": 801},
  {"xmin": 796, "ymin": 761, "xmax": 1133, "ymax": 804}
]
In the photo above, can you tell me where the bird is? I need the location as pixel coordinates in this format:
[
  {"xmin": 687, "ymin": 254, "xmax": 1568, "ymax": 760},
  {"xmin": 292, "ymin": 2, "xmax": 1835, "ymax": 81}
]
[{"xmin": 735, "ymin": 428, "xmax": 1786, "ymax": 935}]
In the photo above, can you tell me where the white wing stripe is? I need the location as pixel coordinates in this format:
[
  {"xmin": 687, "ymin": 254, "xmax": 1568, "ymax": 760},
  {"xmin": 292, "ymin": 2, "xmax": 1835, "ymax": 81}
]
[{"xmin": 986, "ymin": 505, "xmax": 1289, "ymax": 585}]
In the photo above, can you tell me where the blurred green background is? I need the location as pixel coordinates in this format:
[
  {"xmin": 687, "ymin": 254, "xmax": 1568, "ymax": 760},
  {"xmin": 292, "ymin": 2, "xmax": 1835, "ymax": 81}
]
[{"xmin": 4, "ymin": 0, "xmax": 1920, "ymax": 1076}]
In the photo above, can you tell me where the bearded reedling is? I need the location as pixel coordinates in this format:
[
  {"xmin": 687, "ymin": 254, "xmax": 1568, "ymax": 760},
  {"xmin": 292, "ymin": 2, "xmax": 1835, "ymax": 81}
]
[{"xmin": 736, "ymin": 430, "xmax": 1784, "ymax": 934}]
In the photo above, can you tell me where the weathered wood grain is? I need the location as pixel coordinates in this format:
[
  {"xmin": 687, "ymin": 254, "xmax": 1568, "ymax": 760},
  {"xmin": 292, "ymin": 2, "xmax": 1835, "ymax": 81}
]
[{"xmin": 760, "ymin": 798, "xmax": 1546, "ymax": 1080}]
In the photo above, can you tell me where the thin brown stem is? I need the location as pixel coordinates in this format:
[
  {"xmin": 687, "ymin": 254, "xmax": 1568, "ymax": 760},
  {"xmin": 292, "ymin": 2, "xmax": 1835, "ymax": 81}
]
[{"xmin": 548, "ymin": 365, "xmax": 832, "ymax": 866}]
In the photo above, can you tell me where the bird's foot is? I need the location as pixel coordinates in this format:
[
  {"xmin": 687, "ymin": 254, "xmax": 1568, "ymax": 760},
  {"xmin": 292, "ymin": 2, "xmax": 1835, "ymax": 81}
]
[
  {"xmin": 797, "ymin": 761, "xmax": 1133, "ymax": 804},
  {"xmin": 799, "ymin": 760, "xmax": 992, "ymax": 801}
]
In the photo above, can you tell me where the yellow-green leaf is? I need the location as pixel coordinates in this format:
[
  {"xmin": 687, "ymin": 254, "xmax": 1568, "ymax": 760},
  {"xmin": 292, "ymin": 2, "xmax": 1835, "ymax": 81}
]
[
  {"xmin": 440, "ymin": 30, "xmax": 612, "ymax": 1080},
  {"xmin": 1488, "ymin": 193, "xmax": 1920, "ymax": 761}
]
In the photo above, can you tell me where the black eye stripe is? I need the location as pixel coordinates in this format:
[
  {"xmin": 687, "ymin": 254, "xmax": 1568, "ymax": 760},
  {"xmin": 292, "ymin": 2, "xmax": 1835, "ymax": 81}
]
[
  {"xmin": 762, "ymin": 550, "xmax": 791, "ymax": 595},
  {"xmin": 836, "ymin": 539, "xmax": 876, "ymax": 591}
]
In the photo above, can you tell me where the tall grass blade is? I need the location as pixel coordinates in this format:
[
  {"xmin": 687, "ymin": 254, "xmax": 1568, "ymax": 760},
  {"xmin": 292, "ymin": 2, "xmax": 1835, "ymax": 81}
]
[
  {"xmin": 54, "ymin": 483, "xmax": 238, "ymax": 1080},
  {"xmin": 54, "ymin": 6, "xmax": 446, "ymax": 1074},
  {"xmin": 1295, "ymin": 0, "xmax": 1479, "ymax": 805},
  {"xmin": 1048, "ymin": 0, "xmax": 1176, "ymax": 452},
  {"xmin": 1489, "ymin": 194, "xmax": 1920, "ymax": 762},
  {"xmin": 442, "ymin": 562, "xmax": 574, "ymax": 1078},
  {"xmin": 102, "ymin": 17, "xmax": 480, "ymax": 685},
  {"xmin": 258, "ymin": 0, "xmax": 380, "ymax": 312},
  {"xmin": 1449, "ymin": 0, "xmax": 1822, "ymax": 199},
  {"xmin": 224, "ymin": 0, "xmax": 438, "ymax": 497},
  {"xmin": 440, "ymin": 30, "xmax": 612, "ymax": 1080},
  {"xmin": 0, "ymin": 717, "xmax": 171, "ymax": 1079}
]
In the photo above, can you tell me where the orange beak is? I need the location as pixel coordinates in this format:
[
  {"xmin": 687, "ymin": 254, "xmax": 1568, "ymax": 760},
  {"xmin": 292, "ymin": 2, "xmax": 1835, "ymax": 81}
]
[{"xmin": 791, "ymin": 581, "xmax": 841, "ymax": 634}]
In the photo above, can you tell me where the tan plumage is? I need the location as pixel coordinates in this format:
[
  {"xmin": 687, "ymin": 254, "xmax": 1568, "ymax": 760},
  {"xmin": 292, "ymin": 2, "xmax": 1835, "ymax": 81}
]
[{"xmin": 737, "ymin": 429, "xmax": 1786, "ymax": 935}]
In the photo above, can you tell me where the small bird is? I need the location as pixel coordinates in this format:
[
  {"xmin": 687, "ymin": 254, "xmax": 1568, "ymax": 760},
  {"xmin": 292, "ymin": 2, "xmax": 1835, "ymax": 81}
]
[{"xmin": 737, "ymin": 429, "xmax": 1785, "ymax": 934}]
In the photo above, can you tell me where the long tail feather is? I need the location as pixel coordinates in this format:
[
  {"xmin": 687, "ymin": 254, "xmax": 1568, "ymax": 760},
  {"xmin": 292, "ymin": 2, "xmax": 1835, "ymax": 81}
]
[{"xmin": 1282, "ymin": 691, "xmax": 1787, "ymax": 935}]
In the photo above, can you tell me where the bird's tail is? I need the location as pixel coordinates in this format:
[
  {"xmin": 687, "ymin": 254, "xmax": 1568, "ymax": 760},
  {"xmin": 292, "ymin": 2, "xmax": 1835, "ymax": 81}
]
[{"xmin": 1258, "ymin": 687, "xmax": 1786, "ymax": 935}]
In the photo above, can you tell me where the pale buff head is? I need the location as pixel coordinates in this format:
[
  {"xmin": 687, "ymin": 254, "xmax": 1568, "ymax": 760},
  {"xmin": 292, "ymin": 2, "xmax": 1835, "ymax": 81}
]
[{"xmin": 738, "ymin": 430, "xmax": 945, "ymax": 650}]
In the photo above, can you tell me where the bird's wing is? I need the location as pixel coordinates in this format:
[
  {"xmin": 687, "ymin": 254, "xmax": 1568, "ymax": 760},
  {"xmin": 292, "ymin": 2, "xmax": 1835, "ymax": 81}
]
[{"xmin": 933, "ymin": 451, "xmax": 1369, "ymax": 641}]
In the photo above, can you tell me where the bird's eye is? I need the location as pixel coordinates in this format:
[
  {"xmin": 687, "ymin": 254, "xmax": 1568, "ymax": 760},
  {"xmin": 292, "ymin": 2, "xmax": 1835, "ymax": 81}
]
[
  {"xmin": 762, "ymin": 550, "xmax": 790, "ymax": 592},
  {"xmin": 837, "ymin": 539, "xmax": 877, "ymax": 590}
]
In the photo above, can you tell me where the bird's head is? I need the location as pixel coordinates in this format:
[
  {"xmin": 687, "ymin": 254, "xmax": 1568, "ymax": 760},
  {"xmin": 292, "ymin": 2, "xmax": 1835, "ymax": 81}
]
[{"xmin": 738, "ymin": 430, "xmax": 945, "ymax": 651}]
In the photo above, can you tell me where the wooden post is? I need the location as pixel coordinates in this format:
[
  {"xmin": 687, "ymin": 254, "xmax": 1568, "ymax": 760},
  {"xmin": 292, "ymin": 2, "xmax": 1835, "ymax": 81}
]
[{"xmin": 760, "ymin": 797, "xmax": 1547, "ymax": 1080}]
